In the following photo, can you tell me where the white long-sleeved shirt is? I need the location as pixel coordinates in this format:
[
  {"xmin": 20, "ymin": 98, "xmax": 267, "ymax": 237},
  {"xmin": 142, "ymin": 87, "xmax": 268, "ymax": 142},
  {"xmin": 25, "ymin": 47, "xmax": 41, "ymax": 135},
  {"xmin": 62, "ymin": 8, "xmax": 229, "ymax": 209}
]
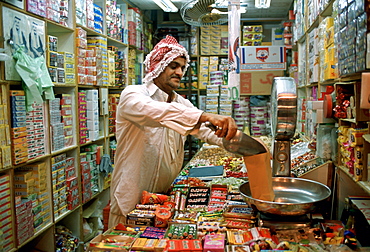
[{"xmin": 109, "ymin": 81, "xmax": 222, "ymax": 227}]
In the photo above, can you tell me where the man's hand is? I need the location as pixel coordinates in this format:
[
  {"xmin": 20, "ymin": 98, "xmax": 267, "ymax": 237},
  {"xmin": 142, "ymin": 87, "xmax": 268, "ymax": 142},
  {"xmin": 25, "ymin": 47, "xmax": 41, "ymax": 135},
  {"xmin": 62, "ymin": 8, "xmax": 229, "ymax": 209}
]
[{"xmin": 199, "ymin": 112, "xmax": 238, "ymax": 141}]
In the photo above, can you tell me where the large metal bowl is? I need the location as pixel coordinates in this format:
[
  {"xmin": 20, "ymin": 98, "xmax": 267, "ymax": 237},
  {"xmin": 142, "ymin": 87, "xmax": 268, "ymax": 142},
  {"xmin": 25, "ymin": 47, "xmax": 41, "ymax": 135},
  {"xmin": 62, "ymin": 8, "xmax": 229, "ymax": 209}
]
[{"xmin": 239, "ymin": 177, "xmax": 331, "ymax": 216}]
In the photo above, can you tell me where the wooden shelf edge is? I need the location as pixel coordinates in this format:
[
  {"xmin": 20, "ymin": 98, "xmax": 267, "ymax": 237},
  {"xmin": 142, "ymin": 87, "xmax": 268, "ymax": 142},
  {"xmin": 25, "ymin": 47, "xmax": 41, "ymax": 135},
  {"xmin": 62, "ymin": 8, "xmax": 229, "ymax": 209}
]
[
  {"xmin": 51, "ymin": 145, "xmax": 78, "ymax": 156},
  {"xmin": 17, "ymin": 221, "xmax": 54, "ymax": 249},
  {"xmin": 55, "ymin": 209, "xmax": 73, "ymax": 223},
  {"xmin": 338, "ymin": 165, "xmax": 370, "ymax": 195},
  {"xmin": 363, "ymin": 134, "xmax": 370, "ymax": 144}
]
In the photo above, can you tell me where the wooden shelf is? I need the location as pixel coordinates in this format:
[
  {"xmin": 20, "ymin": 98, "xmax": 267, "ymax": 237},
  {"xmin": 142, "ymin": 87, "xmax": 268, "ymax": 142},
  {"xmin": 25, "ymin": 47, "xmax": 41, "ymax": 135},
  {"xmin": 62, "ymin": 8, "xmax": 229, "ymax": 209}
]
[
  {"xmin": 0, "ymin": 0, "xmax": 148, "ymax": 250},
  {"xmin": 338, "ymin": 165, "xmax": 370, "ymax": 195}
]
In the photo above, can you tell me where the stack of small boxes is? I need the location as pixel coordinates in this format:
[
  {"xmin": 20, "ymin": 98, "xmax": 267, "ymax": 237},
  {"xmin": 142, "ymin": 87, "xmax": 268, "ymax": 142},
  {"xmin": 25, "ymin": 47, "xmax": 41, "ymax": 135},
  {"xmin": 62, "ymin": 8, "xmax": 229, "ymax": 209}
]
[
  {"xmin": 50, "ymin": 97, "xmax": 64, "ymax": 151},
  {"xmin": 26, "ymin": 101, "xmax": 46, "ymax": 160},
  {"xmin": 308, "ymin": 28, "xmax": 319, "ymax": 83},
  {"xmin": 76, "ymin": 27, "xmax": 88, "ymax": 85},
  {"xmin": 127, "ymin": 8, "xmax": 138, "ymax": 46},
  {"xmin": 78, "ymin": 91, "xmax": 88, "ymax": 144},
  {"xmin": 15, "ymin": 161, "xmax": 51, "ymax": 241},
  {"xmin": 189, "ymin": 26, "xmax": 198, "ymax": 55},
  {"xmin": 128, "ymin": 48, "xmax": 136, "ymax": 85},
  {"xmin": 0, "ymin": 174, "xmax": 12, "ymax": 251},
  {"xmin": 87, "ymin": 35, "xmax": 109, "ymax": 86},
  {"xmin": 108, "ymin": 46, "xmax": 117, "ymax": 86},
  {"xmin": 80, "ymin": 151, "xmax": 92, "ymax": 204},
  {"xmin": 319, "ymin": 17, "xmax": 338, "ymax": 81},
  {"xmin": 51, "ymin": 154, "xmax": 67, "ymax": 218},
  {"xmin": 189, "ymin": 60, "xmax": 198, "ymax": 89},
  {"xmin": 233, "ymin": 97, "xmax": 250, "ymax": 131},
  {"xmin": 108, "ymin": 94, "xmax": 119, "ymax": 135},
  {"xmin": 218, "ymin": 85, "xmax": 232, "ymax": 117},
  {"xmin": 127, "ymin": 8, "xmax": 142, "ymax": 48},
  {"xmin": 48, "ymin": 35, "xmax": 58, "ymax": 83},
  {"xmin": 83, "ymin": 144, "xmax": 102, "ymax": 194},
  {"xmin": 86, "ymin": 0, "xmax": 94, "ymax": 29},
  {"xmin": 58, "ymin": 0, "xmax": 70, "ymax": 27},
  {"xmin": 47, "ymin": 35, "xmax": 75, "ymax": 85},
  {"xmin": 27, "ymin": 0, "xmax": 47, "ymax": 18},
  {"xmin": 135, "ymin": 9, "xmax": 143, "ymax": 51},
  {"xmin": 198, "ymin": 56, "xmax": 224, "ymax": 89},
  {"xmin": 65, "ymin": 156, "xmax": 79, "ymax": 210},
  {"xmin": 45, "ymin": 0, "xmax": 70, "ymax": 25},
  {"xmin": 56, "ymin": 48, "xmax": 65, "ymax": 84},
  {"xmin": 336, "ymin": 0, "xmax": 367, "ymax": 75},
  {"xmin": 0, "ymin": 85, "xmax": 11, "ymax": 170},
  {"xmin": 142, "ymin": 22, "xmax": 153, "ymax": 54},
  {"xmin": 50, "ymin": 94, "xmax": 74, "ymax": 151},
  {"xmin": 86, "ymin": 89, "xmax": 100, "ymax": 141},
  {"xmin": 198, "ymin": 57, "xmax": 210, "ymax": 89},
  {"xmin": 115, "ymin": 50, "xmax": 126, "ymax": 87},
  {"xmin": 242, "ymin": 25, "xmax": 263, "ymax": 46},
  {"xmin": 15, "ymin": 196, "xmax": 33, "ymax": 246},
  {"xmin": 80, "ymin": 144, "xmax": 103, "ymax": 203},
  {"xmin": 52, "ymin": 154, "xmax": 78, "ymax": 218},
  {"xmin": 106, "ymin": 0, "xmax": 123, "ymax": 41},
  {"xmin": 10, "ymin": 90, "xmax": 28, "ymax": 165},
  {"xmin": 61, "ymin": 94, "xmax": 74, "ymax": 146},
  {"xmin": 76, "ymin": 0, "xmax": 87, "ymax": 26},
  {"xmin": 200, "ymin": 25, "xmax": 228, "ymax": 55},
  {"xmin": 250, "ymin": 106, "xmax": 269, "ymax": 136},
  {"xmin": 63, "ymin": 52, "xmax": 76, "ymax": 85},
  {"xmin": 205, "ymin": 84, "xmax": 220, "ymax": 115},
  {"xmin": 93, "ymin": 4, "xmax": 103, "ymax": 34},
  {"xmin": 307, "ymin": 0, "xmax": 319, "ymax": 28}
]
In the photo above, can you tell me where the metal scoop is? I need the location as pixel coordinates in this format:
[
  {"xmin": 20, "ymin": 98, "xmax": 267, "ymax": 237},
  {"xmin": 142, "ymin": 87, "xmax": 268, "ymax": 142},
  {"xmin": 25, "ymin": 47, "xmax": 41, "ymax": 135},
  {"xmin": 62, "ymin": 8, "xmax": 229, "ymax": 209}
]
[{"xmin": 205, "ymin": 122, "xmax": 267, "ymax": 156}]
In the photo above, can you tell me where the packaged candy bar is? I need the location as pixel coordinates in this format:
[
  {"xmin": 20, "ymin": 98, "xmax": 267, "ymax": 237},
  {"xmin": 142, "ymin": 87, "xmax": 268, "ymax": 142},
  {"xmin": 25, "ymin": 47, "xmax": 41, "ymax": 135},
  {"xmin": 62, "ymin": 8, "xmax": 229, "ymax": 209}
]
[{"xmin": 141, "ymin": 191, "xmax": 169, "ymax": 205}]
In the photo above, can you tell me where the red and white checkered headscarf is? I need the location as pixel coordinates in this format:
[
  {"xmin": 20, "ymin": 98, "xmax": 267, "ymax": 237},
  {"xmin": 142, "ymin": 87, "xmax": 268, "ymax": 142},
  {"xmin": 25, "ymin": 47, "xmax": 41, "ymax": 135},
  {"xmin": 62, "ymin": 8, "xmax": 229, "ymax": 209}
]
[{"xmin": 143, "ymin": 35, "xmax": 190, "ymax": 84}]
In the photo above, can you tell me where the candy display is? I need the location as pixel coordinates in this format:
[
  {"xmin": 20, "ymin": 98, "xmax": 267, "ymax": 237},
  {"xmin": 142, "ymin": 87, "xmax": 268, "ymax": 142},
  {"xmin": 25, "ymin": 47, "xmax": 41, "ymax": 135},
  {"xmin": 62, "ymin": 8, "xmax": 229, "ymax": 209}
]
[
  {"xmin": 55, "ymin": 225, "xmax": 79, "ymax": 252},
  {"xmin": 88, "ymin": 145, "xmax": 360, "ymax": 252}
]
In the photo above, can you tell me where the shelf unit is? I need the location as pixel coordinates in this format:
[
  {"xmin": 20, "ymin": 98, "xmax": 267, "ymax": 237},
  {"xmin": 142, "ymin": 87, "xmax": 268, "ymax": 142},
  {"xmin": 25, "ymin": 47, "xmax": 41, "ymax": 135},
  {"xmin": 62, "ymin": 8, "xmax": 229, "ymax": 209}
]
[
  {"xmin": 294, "ymin": 0, "xmax": 370, "ymax": 222},
  {"xmin": 0, "ymin": 0, "xmax": 150, "ymax": 250}
]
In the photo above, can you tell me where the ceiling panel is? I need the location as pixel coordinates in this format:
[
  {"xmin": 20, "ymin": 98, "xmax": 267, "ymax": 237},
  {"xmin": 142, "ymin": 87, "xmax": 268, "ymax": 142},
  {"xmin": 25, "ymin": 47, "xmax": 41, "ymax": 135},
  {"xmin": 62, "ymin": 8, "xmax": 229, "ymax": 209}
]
[{"xmin": 125, "ymin": 0, "xmax": 293, "ymax": 21}]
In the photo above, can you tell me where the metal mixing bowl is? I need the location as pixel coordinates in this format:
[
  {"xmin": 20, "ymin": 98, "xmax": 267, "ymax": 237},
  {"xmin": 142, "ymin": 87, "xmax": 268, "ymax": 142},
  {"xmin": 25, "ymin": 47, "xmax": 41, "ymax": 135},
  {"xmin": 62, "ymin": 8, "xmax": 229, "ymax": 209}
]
[{"xmin": 239, "ymin": 177, "xmax": 331, "ymax": 216}]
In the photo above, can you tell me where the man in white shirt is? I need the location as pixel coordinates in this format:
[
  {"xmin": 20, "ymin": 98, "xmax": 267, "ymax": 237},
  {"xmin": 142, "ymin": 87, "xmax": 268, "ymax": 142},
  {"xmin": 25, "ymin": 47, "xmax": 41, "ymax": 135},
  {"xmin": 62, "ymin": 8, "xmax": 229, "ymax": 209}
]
[
  {"xmin": 29, "ymin": 22, "xmax": 44, "ymax": 58},
  {"xmin": 109, "ymin": 35, "xmax": 237, "ymax": 228},
  {"xmin": 9, "ymin": 15, "xmax": 28, "ymax": 53}
]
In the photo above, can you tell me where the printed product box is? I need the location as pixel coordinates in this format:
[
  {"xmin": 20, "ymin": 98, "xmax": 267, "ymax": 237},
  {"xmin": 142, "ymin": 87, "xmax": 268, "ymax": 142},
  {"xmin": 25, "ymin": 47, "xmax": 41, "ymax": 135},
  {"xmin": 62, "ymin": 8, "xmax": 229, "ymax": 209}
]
[
  {"xmin": 240, "ymin": 46, "xmax": 286, "ymax": 71},
  {"xmin": 203, "ymin": 233, "xmax": 225, "ymax": 252},
  {"xmin": 240, "ymin": 71, "xmax": 284, "ymax": 95}
]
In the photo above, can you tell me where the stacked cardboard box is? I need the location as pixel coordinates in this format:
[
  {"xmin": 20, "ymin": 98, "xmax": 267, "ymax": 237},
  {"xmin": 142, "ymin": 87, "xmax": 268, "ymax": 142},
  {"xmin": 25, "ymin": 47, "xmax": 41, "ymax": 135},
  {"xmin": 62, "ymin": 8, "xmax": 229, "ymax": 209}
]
[
  {"xmin": 0, "ymin": 174, "xmax": 13, "ymax": 251},
  {"xmin": 200, "ymin": 25, "xmax": 228, "ymax": 55},
  {"xmin": 242, "ymin": 25, "xmax": 263, "ymax": 46},
  {"xmin": 10, "ymin": 90, "xmax": 28, "ymax": 165},
  {"xmin": 319, "ymin": 17, "xmax": 338, "ymax": 81},
  {"xmin": 16, "ymin": 161, "xmax": 51, "ymax": 235}
]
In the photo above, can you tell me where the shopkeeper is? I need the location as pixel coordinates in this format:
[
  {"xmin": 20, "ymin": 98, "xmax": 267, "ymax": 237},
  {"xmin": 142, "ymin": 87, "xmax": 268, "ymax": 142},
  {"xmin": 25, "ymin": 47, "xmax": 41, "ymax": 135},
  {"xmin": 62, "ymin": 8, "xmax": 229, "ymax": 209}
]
[{"xmin": 109, "ymin": 35, "xmax": 239, "ymax": 228}]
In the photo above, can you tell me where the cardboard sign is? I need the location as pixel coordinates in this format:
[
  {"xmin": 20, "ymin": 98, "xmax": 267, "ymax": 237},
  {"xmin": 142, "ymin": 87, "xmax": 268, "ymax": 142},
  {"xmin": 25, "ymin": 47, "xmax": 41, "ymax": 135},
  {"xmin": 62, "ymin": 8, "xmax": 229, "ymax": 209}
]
[
  {"xmin": 240, "ymin": 71, "xmax": 284, "ymax": 95},
  {"xmin": 240, "ymin": 46, "xmax": 286, "ymax": 70}
]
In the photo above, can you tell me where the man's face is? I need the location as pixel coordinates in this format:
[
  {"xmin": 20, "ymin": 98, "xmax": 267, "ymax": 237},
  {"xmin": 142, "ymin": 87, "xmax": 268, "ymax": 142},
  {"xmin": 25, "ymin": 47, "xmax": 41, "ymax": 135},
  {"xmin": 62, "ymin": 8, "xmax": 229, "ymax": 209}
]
[
  {"xmin": 14, "ymin": 19, "xmax": 20, "ymax": 30},
  {"xmin": 154, "ymin": 56, "xmax": 187, "ymax": 94}
]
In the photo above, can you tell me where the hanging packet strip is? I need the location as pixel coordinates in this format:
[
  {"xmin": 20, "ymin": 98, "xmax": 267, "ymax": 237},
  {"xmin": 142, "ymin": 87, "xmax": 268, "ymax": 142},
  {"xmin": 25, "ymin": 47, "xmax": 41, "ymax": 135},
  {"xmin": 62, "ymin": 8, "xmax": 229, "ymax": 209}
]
[{"xmin": 13, "ymin": 46, "xmax": 54, "ymax": 110}]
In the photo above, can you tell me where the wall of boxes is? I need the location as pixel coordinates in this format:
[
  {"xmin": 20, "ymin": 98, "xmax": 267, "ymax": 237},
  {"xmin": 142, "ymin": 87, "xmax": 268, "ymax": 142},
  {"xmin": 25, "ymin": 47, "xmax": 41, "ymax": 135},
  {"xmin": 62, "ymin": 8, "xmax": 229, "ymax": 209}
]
[
  {"xmin": 199, "ymin": 25, "xmax": 228, "ymax": 55},
  {"xmin": 293, "ymin": 0, "xmax": 370, "ymax": 211},
  {"xmin": 242, "ymin": 25, "xmax": 263, "ymax": 46},
  {"xmin": 0, "ymin": 0, "xmax": 151, "ymax": 250}
]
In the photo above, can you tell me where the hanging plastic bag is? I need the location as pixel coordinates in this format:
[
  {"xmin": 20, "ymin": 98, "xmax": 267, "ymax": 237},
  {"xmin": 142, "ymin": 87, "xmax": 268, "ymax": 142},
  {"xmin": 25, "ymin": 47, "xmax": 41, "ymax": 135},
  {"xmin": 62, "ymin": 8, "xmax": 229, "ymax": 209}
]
[
  {"xmin": 100, "ymin": 154, "xmax": 113, "ymax": 175},
  {"xmin": 13, "ymin": 46, "xmax": 54, "ymax": 110}
]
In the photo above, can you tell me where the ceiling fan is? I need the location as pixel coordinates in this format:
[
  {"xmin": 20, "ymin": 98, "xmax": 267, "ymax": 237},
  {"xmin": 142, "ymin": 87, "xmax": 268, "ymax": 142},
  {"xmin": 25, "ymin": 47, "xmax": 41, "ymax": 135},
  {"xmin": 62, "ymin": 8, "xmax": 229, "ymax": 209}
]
[{"xmin": 180, "ymin": 0, "xmax": 232, "ymax": 26}]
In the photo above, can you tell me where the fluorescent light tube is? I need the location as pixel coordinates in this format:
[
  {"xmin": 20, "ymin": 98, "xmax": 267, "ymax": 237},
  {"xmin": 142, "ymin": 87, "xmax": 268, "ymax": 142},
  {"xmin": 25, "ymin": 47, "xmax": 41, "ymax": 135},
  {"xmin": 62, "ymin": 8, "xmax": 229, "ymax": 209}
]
[
  {"xmin": 255, "ymin": 0, "xmax": 271, "ymax": 8},
  {"xmin": 153, "ymin": 0, "xmax": 178, "ymax": 12}
]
